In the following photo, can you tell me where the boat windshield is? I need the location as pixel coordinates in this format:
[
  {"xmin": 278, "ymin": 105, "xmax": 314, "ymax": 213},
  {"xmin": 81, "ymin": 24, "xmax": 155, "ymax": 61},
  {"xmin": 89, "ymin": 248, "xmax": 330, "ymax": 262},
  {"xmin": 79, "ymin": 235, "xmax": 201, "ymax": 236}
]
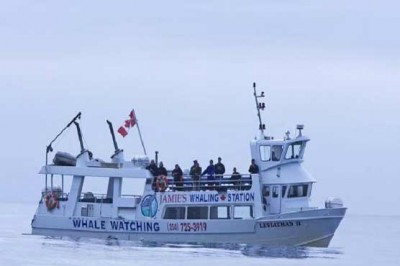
[
  {"xmin": 285, "ymin": 141, "xmax": 303, "ymax": 160},
  {"xmin": 259, "ymin": 145, "xmax": 283, "ymax": 161}
]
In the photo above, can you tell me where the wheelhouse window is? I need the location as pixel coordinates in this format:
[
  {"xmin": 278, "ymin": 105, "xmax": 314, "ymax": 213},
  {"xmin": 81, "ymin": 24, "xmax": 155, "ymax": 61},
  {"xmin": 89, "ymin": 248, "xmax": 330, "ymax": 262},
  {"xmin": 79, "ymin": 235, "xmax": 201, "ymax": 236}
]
[
  {"xmin": 187, "ymin": 206, "xmax": 208, "ymax": 219},
  {"xmin": 262, "ymin": 185, "xmax": 270, "ymax": 197},
  {"xmin": 272, "ymin": 186, "xmax": 279, "ymax": 198},
  {"xmin": 282, "ymin": 185, "xmax": 287, "ymax": 198},
  {"xmin": 210, "ymin": 206, "xmax": 230, "ymax": 219},
  {"xmin": 287, "ymin": 184, "xmax": 309, "ymax": 198},
  {"xmin": 259, "ymin": 145, "xmax": 271, "ymax": 161},
  {"xmin": 234, "ymin": 205, "xmax": 254, "ymax": 219},
  {"xmin": 164, "ymin": 207, "xmax": 186, "ymax": 219},
  {"xmin": 271, "ymin": 145, "xmax": 283, "ymax": 161},
  {"xmin": 285, "ymin": 142, "xmax": 303, "ymax": 160}
]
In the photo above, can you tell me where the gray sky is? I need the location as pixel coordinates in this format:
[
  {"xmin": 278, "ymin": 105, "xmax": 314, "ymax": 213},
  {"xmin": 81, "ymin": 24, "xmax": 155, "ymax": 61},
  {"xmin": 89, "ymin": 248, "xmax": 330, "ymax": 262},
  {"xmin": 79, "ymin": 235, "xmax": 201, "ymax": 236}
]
[{"xmin": 0, "ymin": 0, "xmax": 399, "ymax": 215}]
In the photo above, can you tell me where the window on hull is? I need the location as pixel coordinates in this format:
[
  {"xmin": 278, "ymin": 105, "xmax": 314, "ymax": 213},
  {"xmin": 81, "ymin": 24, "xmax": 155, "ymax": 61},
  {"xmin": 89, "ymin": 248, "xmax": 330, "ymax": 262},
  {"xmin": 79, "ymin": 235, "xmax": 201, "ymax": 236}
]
[
  {"xmin": 187, "ymin": 206, "xmax": 208, "ymax": 219},
  {"xmin": 234, "ymin": 205, "xmax": 253, "ymax": 219},
  {"xmin": 164, "ymin": 207, "xmax": 186, "ymax": 219},
  {"xmin": 210, "ymin": 206, "xmax": 230, "ymax": 219}
]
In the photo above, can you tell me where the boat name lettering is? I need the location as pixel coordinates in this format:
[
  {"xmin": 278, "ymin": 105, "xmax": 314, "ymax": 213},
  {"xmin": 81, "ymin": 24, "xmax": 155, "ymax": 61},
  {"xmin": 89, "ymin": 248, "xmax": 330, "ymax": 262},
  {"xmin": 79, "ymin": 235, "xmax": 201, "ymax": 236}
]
[
  {"xmin": 189, "ymin": 192, "xmax": 254, "ymax": 203},
  {"xmin": 259, "ymin": 221, "xmax": 301, "ymax": 229},
  {"xmin": 228, "ymin": 192, "xmax": 254, "ymax": 202},
  {"xmin": 160, "ymin": 194, "xmax": 187, "ymax": 204},
  {"xmin": 72, "ymin": 218, "xmax": 160, "ymax": 232}
]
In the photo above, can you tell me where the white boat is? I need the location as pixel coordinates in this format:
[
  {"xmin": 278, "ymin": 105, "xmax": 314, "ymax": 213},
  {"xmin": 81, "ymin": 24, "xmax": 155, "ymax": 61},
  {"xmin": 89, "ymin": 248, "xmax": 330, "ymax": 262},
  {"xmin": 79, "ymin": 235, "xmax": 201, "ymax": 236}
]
[{"xmin": 31, "ymin": 83, "xmax": 346, "ymax": 247}]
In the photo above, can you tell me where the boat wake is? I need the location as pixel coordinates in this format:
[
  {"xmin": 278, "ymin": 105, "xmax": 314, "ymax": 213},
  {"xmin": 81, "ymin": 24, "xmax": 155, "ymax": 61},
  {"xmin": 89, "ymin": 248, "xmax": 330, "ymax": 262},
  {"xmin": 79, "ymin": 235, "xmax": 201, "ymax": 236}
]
[{"xmin": 41, "ymin": 236, "xmax": 343, "ymax": 259}]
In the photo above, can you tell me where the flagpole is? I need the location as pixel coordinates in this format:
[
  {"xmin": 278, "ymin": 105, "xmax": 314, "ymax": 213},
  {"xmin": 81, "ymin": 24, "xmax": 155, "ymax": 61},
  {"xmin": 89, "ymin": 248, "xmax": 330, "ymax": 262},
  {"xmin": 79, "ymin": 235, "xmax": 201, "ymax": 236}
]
[{"xmin": 133, "ymin": 108, "xmax": 147, "ymax": 155}]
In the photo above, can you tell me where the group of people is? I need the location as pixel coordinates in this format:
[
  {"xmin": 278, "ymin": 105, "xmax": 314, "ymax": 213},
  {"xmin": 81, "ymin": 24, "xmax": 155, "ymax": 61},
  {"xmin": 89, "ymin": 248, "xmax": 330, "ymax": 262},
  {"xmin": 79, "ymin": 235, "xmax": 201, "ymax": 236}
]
[{"xmin": 146, "ymin": 157, "xmax": 260, "ymax": 192}]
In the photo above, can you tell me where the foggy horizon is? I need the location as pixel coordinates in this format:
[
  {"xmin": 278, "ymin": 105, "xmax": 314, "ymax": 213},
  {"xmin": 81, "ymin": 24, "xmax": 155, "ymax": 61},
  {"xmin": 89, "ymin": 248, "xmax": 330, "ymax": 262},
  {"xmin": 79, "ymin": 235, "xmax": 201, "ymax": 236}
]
[{"xmin": 0, "ymin": 1, "xmax": 399, "ymax": 216}]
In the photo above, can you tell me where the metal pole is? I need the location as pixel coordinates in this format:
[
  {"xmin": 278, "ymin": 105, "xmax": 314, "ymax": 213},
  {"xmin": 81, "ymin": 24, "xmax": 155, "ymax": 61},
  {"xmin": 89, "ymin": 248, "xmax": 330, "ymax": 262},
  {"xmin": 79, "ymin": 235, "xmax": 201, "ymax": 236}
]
[
  {"xmin": 106, "ymin": 120, "xmax": 119, "ymax": 152},
  {"xmin": 74, "ymin": 122, "xmax": 85, "ymax": 152},
  {"xmin": 253, "ymin": 82, "xmax": 264, "ymax": 134},
  {"xmin": 133, "ymin": 109, "xmax": 147, "ymax": 155}
]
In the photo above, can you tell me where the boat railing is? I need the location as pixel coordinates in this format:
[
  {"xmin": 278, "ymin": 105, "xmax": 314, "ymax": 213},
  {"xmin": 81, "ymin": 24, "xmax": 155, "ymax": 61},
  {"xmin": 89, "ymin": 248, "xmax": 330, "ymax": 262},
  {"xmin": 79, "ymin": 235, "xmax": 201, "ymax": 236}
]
[
  {"xmin": 79, "ymin": 192, "xmax": 113, "ymax": 203},
  {"xmin": 41, "ymin": 191, "xmax": 69, "ymax": 201},
  {"xmin": 165, "ymin": 174, "xmax": 253, "ymax": 192}
]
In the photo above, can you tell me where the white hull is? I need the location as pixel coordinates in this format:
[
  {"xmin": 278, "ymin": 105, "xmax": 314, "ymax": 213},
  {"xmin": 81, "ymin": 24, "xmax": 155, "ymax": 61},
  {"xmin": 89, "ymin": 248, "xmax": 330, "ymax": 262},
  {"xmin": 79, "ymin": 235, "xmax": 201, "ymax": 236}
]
[{"xmin": 32, "ymin": 208, "xmax": 346, "ymax": 247}]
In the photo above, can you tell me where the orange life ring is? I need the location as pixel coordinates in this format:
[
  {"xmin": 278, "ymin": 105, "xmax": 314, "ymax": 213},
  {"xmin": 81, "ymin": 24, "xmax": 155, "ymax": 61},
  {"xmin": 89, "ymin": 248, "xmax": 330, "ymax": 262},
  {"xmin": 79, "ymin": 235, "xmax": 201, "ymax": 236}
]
[
  {"xmin": 156, "ymin": 175, "xmax": 168, "ymax": 192},
  {"xmin": 45, "ymin": 192, "xmax": 59, "ymax": 210}
]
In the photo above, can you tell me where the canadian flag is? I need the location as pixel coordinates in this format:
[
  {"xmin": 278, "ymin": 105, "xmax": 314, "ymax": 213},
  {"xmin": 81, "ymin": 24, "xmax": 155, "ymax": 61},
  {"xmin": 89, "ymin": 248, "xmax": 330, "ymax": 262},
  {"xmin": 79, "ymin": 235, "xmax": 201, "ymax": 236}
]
[{"xmin": 118, "ymin": 110, "xmax": 136, "ymax": 137}]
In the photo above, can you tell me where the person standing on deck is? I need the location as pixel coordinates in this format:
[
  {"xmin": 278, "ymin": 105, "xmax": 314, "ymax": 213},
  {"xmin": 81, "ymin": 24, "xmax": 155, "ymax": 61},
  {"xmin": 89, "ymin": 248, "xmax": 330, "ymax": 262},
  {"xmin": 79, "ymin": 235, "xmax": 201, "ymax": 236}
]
[
  {"xmin": 248, "ymin": 159, "xmax": 259, "ymax": 174},
  {"xmin": 190, "ymin": 160, "xmax": 202, "ymax": 191},
  {"xmin": 202, "ymin": 160, "xmax": 216, "ymax": 190},
  {"xmin": 231, "ymin": 167, "xmax": 242, "ymax": 190},
  {"xmin": 172, "ymin": 164, "xmax": 184, "ymax": 191},
  {"xmin": 146, "ymin": 160, "xmax": 159, "ymax": 191},
  {"xmin": 215, "ymin": 157, "xmax": 226, "ymax": 184},
  {"xmin": 158, "ymin": 161, "xmax": 168, "ymax": 176}
]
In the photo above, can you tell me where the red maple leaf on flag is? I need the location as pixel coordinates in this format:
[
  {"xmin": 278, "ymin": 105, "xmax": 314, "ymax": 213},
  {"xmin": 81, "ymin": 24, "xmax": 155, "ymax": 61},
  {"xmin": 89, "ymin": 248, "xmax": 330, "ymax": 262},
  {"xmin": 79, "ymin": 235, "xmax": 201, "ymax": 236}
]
[
  {"xmin": 117, "ymin": 126, "xmax": 128, "ymax": 137},
  {"xmin": 117, "ymin": 110, "xmax": 136, "ymax": 137},
  {"xmin": 124, "ymin": 110, "xmax": 136, "ymax": 128}
]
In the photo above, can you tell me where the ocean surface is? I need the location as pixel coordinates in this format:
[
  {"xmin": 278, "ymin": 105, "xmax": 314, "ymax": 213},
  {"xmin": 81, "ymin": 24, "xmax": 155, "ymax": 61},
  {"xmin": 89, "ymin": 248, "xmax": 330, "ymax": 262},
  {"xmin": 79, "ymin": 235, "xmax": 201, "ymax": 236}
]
[{"xmin": 1, "ymin": 203, "xmax": 399, "ymax": 266}]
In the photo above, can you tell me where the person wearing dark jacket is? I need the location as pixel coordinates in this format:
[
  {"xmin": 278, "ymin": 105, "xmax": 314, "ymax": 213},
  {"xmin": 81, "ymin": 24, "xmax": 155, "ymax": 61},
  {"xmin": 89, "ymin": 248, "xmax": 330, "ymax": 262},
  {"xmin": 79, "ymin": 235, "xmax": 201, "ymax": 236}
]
[
  {"xmin": 158, "ymin": 161, "xmax": 168, "ymax": 176},
  {"xmin": 172, "ymin": 164, "xmax": 183, "ymax": 191},
  {"xmin": 146, "ymin": 160, "xmax": 159, "ymax": 191},
  {"xmin": 248, "ymin": 159, "xmax": 259, "ymax": 174},
  {"xmin": 215, "ymin": 157, "xmax": 225, "ymax": 180},
  {"xmin": 190, "ymin": 160, "xmax": 202, "ymax": 191},
  {"xmin": 231, "ymin": 167, "xmax": 242, "ymax": 190}
]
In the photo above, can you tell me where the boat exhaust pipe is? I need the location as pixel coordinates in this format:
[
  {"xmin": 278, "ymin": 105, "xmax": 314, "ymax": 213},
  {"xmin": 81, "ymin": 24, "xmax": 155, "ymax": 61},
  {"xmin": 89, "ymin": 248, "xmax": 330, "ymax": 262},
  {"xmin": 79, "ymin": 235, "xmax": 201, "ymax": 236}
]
[{"xmin": 74, "ymin": 121, "xmax": 85, "ymax": 153}]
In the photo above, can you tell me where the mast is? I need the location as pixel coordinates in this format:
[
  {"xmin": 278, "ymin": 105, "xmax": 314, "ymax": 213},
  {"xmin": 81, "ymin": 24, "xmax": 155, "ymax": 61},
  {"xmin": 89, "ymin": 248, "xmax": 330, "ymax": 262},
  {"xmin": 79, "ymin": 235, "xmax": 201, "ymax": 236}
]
[
  {"xmin": 253, "ymin": 82, "xmax": 266, "ymax": 135},
  {"xmin": 133, "ymin": 108, "xmax": 147, "ymax": 155}
]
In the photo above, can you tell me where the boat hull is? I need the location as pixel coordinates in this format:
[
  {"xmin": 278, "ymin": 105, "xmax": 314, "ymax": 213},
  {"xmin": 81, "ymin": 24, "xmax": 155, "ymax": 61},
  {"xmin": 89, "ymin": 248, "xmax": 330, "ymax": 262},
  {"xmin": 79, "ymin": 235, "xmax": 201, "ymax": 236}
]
[{"xmin": 31, "ymin": 207, "xmax": 346, "ymax": 247}]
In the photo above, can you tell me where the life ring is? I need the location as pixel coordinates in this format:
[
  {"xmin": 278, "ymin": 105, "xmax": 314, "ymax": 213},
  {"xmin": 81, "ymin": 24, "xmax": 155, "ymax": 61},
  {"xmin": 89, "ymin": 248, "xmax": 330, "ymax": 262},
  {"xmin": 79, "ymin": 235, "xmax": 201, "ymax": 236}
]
[
  {"xmin": 156, "ymin": 175, "xmax": 169, "ymax": 192},
  {"xmin": 45, "ymin": 192, "xmax": 59, "ymax": 210}
]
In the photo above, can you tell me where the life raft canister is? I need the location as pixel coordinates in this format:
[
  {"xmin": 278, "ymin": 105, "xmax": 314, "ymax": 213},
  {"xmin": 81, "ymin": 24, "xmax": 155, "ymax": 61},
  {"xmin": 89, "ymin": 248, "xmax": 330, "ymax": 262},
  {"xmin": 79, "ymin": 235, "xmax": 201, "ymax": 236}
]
[
  {"xmin": 156, "ymin": 175, "xmax": 169, "ymax": 192},
  {"xmin": 45, "ymin": 192, "xmax": 59, "ymax": 211}
]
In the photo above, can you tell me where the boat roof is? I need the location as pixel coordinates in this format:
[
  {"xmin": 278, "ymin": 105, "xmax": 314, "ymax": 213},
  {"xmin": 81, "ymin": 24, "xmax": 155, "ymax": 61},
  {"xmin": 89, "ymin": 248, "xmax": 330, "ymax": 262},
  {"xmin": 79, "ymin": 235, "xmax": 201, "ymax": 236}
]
[{"xmin": 39, "ymin": 165, "xmax": 152, "ymax": 178}]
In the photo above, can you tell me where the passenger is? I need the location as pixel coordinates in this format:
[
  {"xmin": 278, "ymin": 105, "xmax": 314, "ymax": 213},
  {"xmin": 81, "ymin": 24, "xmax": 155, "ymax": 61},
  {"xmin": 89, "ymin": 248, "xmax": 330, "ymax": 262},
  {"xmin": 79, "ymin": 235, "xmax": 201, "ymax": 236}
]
[
  {"xmin": 215, "ymin": 157, "xmax": 226, "ymax": 181},
  {"xmin": 248, "ymin": 159, "xmax": 259, "ymax": 174},
  {"xmin": 231, "ymin": 167, "xmax": 242, "ymax": 190},
  {"xmin": 172, "ymin": 164, "xmax": 184, "ymax": 191},
  {"xmin": 146, "ymin": 160, "xmax": 159, "ymax": 191},
  {"xmin": 202, "ymin": 160, "xmax": 216, "ymax": 190},
  {"xmin": 146, "ymin": 160, "xmax": 159, "ymax": 176},
  {"xmin": 158, "ymin": 161, "xmax": 168, "ymax": 176},
  {"xmin": 190, "ymin": 160, "xmax": 202, "ymax": 191}
]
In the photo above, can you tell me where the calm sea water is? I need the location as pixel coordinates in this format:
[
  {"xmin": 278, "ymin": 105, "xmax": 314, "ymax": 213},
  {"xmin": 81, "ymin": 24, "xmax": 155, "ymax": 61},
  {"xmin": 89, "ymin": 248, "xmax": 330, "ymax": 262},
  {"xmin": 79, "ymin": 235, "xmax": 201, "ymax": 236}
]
[{"xmin": 1, "ymin": 203, "xmax": 399, "ymax": 266}]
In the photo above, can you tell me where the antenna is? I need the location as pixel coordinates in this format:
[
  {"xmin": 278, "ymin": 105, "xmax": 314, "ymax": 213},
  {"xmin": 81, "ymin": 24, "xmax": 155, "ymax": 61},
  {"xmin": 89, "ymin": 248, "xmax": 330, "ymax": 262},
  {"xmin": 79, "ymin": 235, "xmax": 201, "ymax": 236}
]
[{"xmin": 253, "ymin": 82, "xmax": 266, "ymax": 135}]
